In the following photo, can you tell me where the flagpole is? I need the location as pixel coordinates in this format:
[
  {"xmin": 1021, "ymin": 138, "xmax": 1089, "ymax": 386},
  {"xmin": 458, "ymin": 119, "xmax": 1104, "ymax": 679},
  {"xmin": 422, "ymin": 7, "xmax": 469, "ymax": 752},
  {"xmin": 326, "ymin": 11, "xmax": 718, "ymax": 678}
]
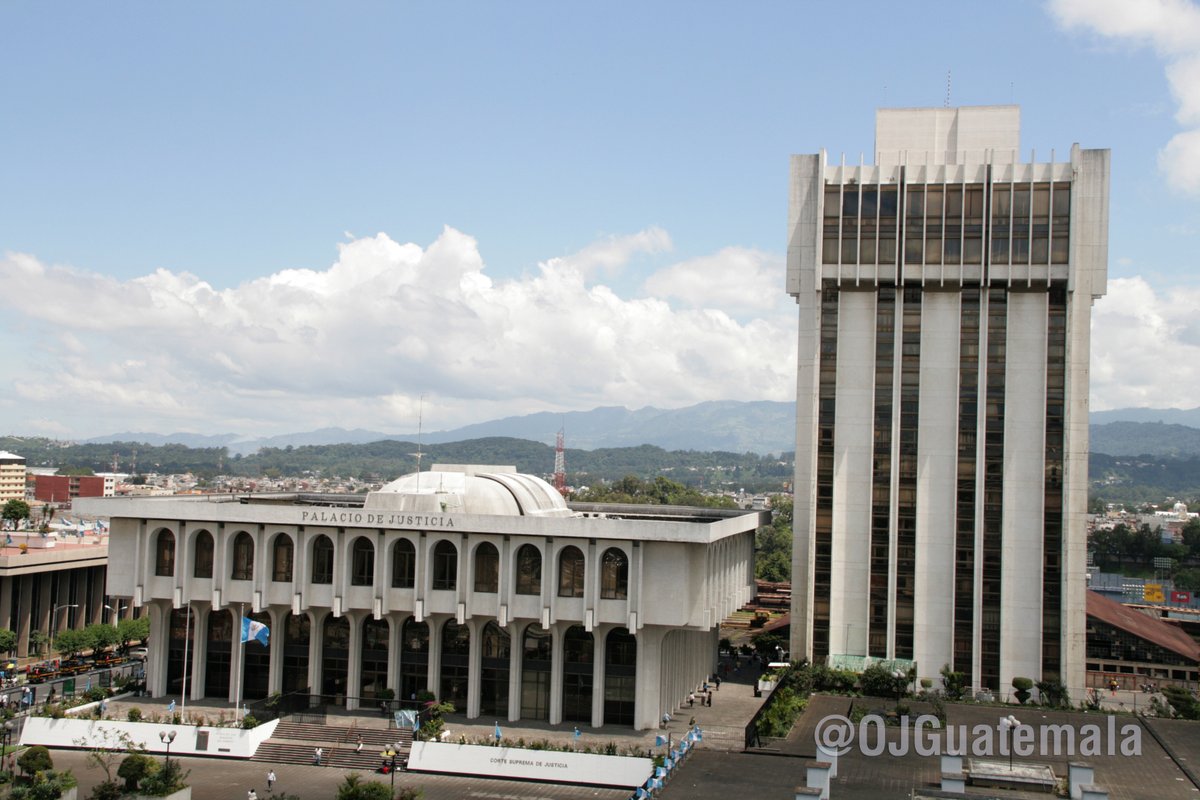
[
  {"xmin": 181, "ymin": 602, "xmax": 190, "ymax": 717},
  {"xmin": 238, "ymin": 603, "xmax": 244, "ymax": 715}
]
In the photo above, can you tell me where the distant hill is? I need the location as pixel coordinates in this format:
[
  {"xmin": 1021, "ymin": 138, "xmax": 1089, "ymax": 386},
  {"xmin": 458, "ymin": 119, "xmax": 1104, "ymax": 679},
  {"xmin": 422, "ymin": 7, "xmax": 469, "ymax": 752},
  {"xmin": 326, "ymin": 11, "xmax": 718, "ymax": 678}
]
[
  {"xmin": 1090, "ymin": 406, "xmax": 1200, "ymax": 427},
  {"xmin": 84, "ymin": 400, "xmax": 798, "ymax": 456},
  {"xmin": 1089, "ymin": 421, "xmax": 1200, "ymax": 458}
]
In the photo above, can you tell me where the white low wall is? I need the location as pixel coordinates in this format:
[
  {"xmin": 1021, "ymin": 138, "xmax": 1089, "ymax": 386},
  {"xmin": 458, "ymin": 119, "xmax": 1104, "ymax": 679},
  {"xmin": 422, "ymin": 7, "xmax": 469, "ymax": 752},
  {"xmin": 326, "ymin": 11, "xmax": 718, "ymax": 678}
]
[
  {"xmin": 20, "ymin": 717, "xmax": 280, "ymax": 759},
  {"xmin": 407, "ymin": 741, "xmax": 653, "ymax": 788}
]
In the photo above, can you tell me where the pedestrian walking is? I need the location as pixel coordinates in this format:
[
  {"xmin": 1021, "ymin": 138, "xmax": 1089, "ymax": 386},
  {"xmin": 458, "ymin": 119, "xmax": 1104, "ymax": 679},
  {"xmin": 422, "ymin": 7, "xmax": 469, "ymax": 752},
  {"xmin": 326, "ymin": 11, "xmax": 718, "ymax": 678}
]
[
  {"xmin": 356, "ymin": 735, "xmax": 363, "ymax": 753},
  {"xmin": 266, "ymin": 770, "xmax": 275, "ymax": 790},
  {"xmin": 688, "ymin": 692, "xmax": 695, "ymax": 707},
  {"xmin": 313, "ymin": 747, "xmax": 323, "ymax": 766}
]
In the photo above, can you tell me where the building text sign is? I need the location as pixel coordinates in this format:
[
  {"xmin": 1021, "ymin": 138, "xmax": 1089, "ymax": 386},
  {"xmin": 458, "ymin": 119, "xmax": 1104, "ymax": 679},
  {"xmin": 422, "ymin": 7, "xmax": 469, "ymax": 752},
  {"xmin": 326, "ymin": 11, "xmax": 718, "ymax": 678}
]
[
  {"xmin": 298, "ymin": 510, "xmax": 457, "ymax": 529},
  {"xmin": 407, "ymin": 741, "xmax": 652, "ymax": 788}
]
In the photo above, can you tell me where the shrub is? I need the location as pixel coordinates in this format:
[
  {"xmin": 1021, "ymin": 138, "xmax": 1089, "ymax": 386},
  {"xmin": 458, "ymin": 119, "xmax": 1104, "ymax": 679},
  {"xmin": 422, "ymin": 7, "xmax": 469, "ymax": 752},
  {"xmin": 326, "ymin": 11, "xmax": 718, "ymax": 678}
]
[
  {"xmin": 88, "ymin": 779, "xmax": 123, "ymax": 800},
  {"xmin": 10, "ymin": 769, "xmax": 77, "ymax": 800},
  {"xmin": 1037, "ymin": 679, "xmax": 1071, "ymax": 709},
  {"xmin": 335, "ymin": 773, "xmax": 393, "ymax": 800},
  {"xmin": 18, "ymin": 745, "xmax": 53, "ymax": 775},
  {"xmin": 1012, "ymin": 677, "xmax": 1033, "ymax": 705},
  {"xmin": 940, "ymin": 664, "xmax": 967, "ymax": 701},
  {"xmin": 127, "ymin": 707, "xmax": 143, "ymax": 722},
  {"xmin": 139, "ymin": 757, "xmax": 189, "ymax": 796},
  {"xmin": 242, "ymin": 714, "xmax": 259, "ymax": 729},
  {"xmin": 118, "ymin": 753, "xmax": 154, "ymax": 791},
  {"xmin": 1163, "ymin": 686, "xmax": 1200, "ymax": 720}
]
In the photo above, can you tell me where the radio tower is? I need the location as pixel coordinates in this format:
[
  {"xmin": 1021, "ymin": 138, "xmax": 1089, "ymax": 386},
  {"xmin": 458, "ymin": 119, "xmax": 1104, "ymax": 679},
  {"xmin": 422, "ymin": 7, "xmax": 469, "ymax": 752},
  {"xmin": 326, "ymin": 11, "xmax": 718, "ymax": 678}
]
[{"xmin": 553, "ymin": 428, "xmax": 567, "ymax": 496}]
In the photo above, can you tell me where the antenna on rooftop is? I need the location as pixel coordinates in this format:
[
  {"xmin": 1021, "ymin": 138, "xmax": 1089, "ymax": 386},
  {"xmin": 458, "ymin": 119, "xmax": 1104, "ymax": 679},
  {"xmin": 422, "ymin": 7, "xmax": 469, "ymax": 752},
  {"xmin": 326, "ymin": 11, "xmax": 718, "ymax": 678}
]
[
  {"xmin": 413, "ymin": 394, "xmax": 426, "ymax": 490},
  {"xmin": 945, "ymin": 70, "xmax": 952, "ymax": 108},
  {"xmin": 553, "ymin": 425, "xmax": 567, "ymax": 497}
]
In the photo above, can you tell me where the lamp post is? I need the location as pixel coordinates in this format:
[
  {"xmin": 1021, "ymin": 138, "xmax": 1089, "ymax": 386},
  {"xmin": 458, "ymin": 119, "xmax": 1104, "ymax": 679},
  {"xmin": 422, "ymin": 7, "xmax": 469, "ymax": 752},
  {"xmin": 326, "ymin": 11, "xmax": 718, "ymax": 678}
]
[
  {"xmin": 892, "ymin": 669, "xmax": 906, "ymax": 705},
  {"xmin": 103, "ymin": 603, "xmax": 127, "ymax": 628},
  {"xmin": 50, "ymin": 604, "xmax": 78, "ymax": 660},
  {"xmin": 1000, "ymin": 714, "xmax": 1021, "ymax": 771},
  {"xmin": 159, "ymin": 729, "xmax": 177, "ymax": 772},
  {"xmin": 383, "ymin": 740, "xmax": 404, "ymax": 791},
  {"xmin": 1, "ymin": 720, "xmax": 12, "ymax": 778}
]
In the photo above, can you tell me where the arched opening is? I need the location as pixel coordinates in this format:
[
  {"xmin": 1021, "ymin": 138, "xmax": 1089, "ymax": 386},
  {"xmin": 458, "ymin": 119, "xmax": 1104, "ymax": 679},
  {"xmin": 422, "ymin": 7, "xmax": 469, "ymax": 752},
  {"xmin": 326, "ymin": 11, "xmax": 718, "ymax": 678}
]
[
  {"xmin": 432, "ymin": 540, "xmax": 457, "ymax": 591},
  {"xmin": 243, "ymin": 610, "xmax": 271, "ymax": 700},
  {"xmin": 562, "ymin": 625, "xmax": 594, "ymax": 723},
  {"xmin": 321, "ymin": 615, "xmax": 350, "ymax": 701},
  {"xmin": 400, "ymin": 617, "xmax": 429, "ymax": 701},
  {"xmin": 272, "ymin": 534, "xmax": 294, "ymax": 582},
  {"xmin": 440, "ymin": 620, "xmax": 469, "ymax": 709},
  {"xmin": 521, "ymin": 624, "xmax": 551, "ymax": 720},
  {"xmin": 557, "ymin": 546, "xmax": 585, "ymax": 598},
  {"xmin": 480, "ymin": 621, "xmax": 510, "ymax": 717},
  {"xmin": 231, "ymin": 532, "xmax": 254, "ymax": 581},
  {"xmin": 474, "ymin": 542, "xmax": 499, "ymax": 593},
  {"xmin": 311, "ymin": 535, "xmax": 334, "ymax": 584},
  {"xmin": 515, "ymin": 544, "xmax": 541, "ymax": 595},
  {"xmin": 392, "ymin": 539, "xmax": 415, "ymax": 588},
  {"xmin": 282, "ymin": 613, "xmax": 310, "ymax": 693},
  {"xmin": 361, "ymin": 617, "xmax": 389, "ymax": 700},
  {"xmin": 205, "ymin": 610, "xmax": 233, "ymax": 698},
  {"xmin": 351, "ymin": 538, "xmax": 374, "ymax": 586},
  {"xmin": 155, "ymin": 530, "xmax": 175, "ymax": 577},
  {"xmin": 193, "ymin": 530, "xmax": 214, "ymax": 579},
  {"xmin": 600, "ymin": 548, "xmax": 629, "ymax": 600},
  {"xmin": 604, "ymin": 627, "xmax": 637, "ymax": 725}
]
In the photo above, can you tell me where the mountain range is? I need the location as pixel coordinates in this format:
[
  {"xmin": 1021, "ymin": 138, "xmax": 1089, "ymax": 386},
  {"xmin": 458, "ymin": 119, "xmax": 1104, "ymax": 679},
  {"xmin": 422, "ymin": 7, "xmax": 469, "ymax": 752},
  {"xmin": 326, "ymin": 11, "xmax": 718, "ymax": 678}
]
[{"xmin": 82, "ymin": 402, "xmax": 1200, "ymax": 458}]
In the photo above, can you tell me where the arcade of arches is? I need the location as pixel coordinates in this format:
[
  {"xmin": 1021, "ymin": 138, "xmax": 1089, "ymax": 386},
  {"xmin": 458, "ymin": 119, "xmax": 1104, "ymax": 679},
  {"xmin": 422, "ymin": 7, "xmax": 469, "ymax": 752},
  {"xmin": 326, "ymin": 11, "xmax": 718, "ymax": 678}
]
[{"xmin": 156, "ymin": 603, "xmax": 679, "ymax": 730}]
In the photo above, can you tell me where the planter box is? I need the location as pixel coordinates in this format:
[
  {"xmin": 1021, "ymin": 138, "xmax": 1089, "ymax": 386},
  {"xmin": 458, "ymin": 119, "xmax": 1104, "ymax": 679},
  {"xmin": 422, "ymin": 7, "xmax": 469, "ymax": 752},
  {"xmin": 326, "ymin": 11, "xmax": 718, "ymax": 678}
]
[
  {"xmin": 407, "ymin": 741, "xmax": 652, "ymax": 788},
  {"xmin": 125, "ymin": 788, "xmax": 191, "ymax": 800},
  {"xmin": 19, "ymin": 718, "xmax": 278, "ymax": 759}
]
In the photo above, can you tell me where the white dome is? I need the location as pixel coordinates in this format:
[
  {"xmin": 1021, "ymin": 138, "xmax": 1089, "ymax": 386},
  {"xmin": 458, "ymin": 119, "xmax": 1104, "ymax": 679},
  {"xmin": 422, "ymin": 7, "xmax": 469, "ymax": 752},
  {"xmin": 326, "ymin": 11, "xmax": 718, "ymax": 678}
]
[{"xmin": 365, "ymin": 469, "xmax": 571, "ymax": 517}]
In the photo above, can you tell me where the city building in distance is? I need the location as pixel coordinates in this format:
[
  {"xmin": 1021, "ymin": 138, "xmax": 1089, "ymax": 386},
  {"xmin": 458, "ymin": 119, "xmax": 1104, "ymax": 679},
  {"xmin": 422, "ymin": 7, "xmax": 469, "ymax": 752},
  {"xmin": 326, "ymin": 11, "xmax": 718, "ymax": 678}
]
[
  {"xmin": 786, "ymin": 106, "xmax": 1109, "ymax": 693},
  {"xmin": 77, "ymin": 464, "xmax": 763, "ymax": 730}
]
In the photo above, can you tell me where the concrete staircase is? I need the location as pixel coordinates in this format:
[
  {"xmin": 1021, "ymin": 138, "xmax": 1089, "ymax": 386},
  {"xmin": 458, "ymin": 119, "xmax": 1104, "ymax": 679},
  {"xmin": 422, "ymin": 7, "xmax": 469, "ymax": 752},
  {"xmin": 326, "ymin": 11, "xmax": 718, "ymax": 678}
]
[{"xmin": 253, "ymin": 720, "xmax": 413, "ymax": 771}]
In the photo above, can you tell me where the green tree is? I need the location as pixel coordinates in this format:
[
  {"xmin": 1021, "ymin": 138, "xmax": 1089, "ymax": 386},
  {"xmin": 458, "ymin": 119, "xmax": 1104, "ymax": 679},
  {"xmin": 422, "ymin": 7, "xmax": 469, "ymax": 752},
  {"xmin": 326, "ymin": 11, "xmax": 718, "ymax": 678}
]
[
  {"xmin": 756, "ymin": 494, "xmax": 792, "ymax": 581},
  {"xmin": 52, "ymin": 628, "xmax": 85, "ymax": 657},
  {"xmin": 1174, "ymin": 568, "xmax": 1200, "ymax": 593},
  {"xmin": 2, "ymin": 499, "xmax": 30, "ymax": 525},
  {"xmin": 335, "ymin": 773, "xmax": 394, "ymax": 800},
  {"xmin": 29, "ymin": 630, "xmax": 48, "ymax": 657},
  {"xmin": 18, "ymin": 745, "xmax": 54, "ymax": 775},
  {"xmin": 117, "ymin": 616, "xmax": 150, "ymax": 648},
  {"xmin": 0, "ymin": 628, "xmax": 16, "ymax": 654},
  {"xmin": 85, "ymin": 623, "xmax": 119, "ymax": 653},
  {"xmin": 117, "ymin": 753, "xmax": 155, "ymax": 792}
]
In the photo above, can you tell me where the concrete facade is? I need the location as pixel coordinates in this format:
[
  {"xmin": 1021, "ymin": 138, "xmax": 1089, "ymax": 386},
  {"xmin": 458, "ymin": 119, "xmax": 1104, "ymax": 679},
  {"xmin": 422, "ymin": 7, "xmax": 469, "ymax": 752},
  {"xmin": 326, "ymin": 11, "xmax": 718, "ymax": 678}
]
[
  {"xmin": 0, "ymin": 452, "xmax": 25, "ymax": 503},
  {"xmin": 787, "ymin": 106, "xmax": 1108, "ymax": 693},
  {"xmin": 77, "ymin": 465, "xmax": 763, "ymax": 730}
]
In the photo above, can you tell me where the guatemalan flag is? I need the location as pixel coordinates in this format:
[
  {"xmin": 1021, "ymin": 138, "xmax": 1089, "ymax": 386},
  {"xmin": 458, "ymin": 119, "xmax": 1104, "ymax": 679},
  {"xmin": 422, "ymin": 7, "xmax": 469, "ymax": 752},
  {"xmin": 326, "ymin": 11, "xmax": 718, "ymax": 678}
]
[{"xmin": 241, "ymin": 617, "xmax": 269, "ymax": 647}]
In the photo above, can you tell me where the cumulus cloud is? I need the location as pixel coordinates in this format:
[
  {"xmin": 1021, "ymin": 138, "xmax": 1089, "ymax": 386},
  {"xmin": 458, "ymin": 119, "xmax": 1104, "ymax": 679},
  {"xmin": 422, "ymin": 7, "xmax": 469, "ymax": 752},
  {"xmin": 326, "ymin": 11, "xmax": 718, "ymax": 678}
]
[
  {"xmin": 1090, "ymin": 276, "xmax": 1200, "ymax": 409},
  {"xmin": 0, "ymin": 227, "xmax": 797, "ymax": 438},
  {"xmin": 1050, "ymin": 0, "xmax": 1200, "ymax": 192}
]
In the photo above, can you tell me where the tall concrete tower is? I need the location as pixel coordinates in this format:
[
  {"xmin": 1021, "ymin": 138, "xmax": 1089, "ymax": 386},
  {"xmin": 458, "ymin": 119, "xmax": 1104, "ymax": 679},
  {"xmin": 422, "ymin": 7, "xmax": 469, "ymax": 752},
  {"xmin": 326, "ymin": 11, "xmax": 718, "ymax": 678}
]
[{"xmin": 786, "ymin": 106, "xmax": 1108, "ymax": 692}]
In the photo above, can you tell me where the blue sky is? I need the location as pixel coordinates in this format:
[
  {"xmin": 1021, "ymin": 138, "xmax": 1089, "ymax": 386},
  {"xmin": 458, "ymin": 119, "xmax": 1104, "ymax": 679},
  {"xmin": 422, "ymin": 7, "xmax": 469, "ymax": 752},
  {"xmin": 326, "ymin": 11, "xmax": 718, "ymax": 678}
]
[{"xmin": 2, "ymin": 1, "xmax": 1199, "ymax": 440}]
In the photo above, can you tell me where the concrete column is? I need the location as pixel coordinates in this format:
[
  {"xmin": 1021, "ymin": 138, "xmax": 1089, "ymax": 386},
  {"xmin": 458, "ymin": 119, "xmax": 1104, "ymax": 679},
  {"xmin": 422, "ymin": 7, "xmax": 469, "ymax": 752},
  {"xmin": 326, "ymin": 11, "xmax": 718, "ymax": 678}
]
[
  {"xmin": 267, "ymin": 607, "xmax": 285, "ymax": 696},
  {"xmin": 508, "ymin": 621, "xmax": 523, "ymax": 723},
  {"xmin": 386, "ymin": 614, "xmax": 402, "ymax": 695},
  {"xmin": 549, "ymin": 622, "xmax": 564, "ymax": 725},
  {"xmin": 190, "ymin": 606, "xmax": 209, "ymax": 702},
  {"xmin": 72, "ymin": 570, "xmax": 87, "ymax": 629},
  {"xmin": 0, "ymin": 575, "xmax": 12, "ymax": 633},
  {"xmin": 228, "ymin": 607, "xmax": 245, "ymax": 705},
  {"xmin": 308, "ymin": 608, "xmax": 326, "ymax": 699},
  {"xmin": 466, "ymin": 617, "xmax": 482, "ymax": 718},
  {"xmin": 17, "ymin": 576, "xmax": 32, "ymax": 657},
  {"xmin": 36, "ymin": 576, "xmax": 51, "ymax": 649},
  {"xmin": 147, "ymin": 601, "xmax": 171, "ymax": 697},
  {"xmin": 89, "ymin": 567, "xmax": 105, "ymax": 626},
  {"xmin": 426, "ymin": 616, "xmax": 443, "ymax": 697},
  {"xmin": 635, "ymin": 627, "xmax": 665, "ymax": 731},
  {"xmin": 346, "ymin": 612, "xmax": 363, "ymax": 710},
  {"xmin": 591, "ymin": 626, "xmax": 607, "ymax": 728}
]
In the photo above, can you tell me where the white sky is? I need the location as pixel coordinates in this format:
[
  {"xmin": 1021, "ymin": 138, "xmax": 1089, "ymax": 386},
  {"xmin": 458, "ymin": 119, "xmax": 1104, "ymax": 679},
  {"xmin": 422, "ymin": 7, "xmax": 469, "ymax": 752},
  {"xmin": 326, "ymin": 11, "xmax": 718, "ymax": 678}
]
[{"xmin": 1, "ymin": 1, "xmax": 1199, "ymax": 439}]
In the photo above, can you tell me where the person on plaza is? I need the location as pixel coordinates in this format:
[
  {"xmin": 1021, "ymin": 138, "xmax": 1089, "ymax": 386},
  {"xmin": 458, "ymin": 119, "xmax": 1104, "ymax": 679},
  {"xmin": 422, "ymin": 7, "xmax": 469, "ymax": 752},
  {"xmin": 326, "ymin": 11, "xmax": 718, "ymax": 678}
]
[
  {"xmin": 313, "ymin": 747, "xmax": 323, "ymax": 765},
  {"xmin": 247, "ymin": 790, "xmax": 258, "ymax": 800},
  {"xmin": 688, "ymin": 692, "xmax": 695, "ymax": 707},
  {"xmin": 356, "ymin": 735, "xmax": 363, "ymax": 752},
  {"xmin": 266, "ymin": 770, "xmax": 275, "ymax": 790}
]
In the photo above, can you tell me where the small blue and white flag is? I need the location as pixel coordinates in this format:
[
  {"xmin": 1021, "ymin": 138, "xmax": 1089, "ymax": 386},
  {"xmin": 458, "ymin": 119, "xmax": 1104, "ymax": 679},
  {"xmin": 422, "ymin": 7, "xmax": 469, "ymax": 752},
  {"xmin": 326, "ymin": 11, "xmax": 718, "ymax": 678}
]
[
  {"xmin": 241, "ymin": 617, "xmax": 269, "ymax": 646},
  {"xmin": 494, "ymin": 722, "xmax": 502, "ymax": 741},
  {"xmin": 167, "ymin": 699, "xmax": 176, "ymax": 713},
  {"xmin": 573, "ymin": 726, "xmax": 580, "ymax": 740},
  {"xmin": 693, "ymin": 726, "xmax": 703, "ymax": 741},
  {"xmin": 655, "ymin": 735, "xmax": 666, "ymax": 747}
]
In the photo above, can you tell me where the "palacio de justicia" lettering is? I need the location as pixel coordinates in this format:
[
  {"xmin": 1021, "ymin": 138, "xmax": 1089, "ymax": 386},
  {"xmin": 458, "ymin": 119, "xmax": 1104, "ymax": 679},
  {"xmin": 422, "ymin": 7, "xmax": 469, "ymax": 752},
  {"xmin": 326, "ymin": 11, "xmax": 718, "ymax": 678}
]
[{"xmin": 298, "ymin": 510, "xmax": 456, "ymax": 528}]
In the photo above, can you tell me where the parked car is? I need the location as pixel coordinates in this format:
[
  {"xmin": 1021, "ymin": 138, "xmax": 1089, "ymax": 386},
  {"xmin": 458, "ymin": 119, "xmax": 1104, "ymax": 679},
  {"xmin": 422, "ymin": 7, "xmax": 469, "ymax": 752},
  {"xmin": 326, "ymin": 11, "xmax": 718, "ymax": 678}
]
[{"xmin": 128, "ymin": 647, "xmax": 148, "ymax": 661}]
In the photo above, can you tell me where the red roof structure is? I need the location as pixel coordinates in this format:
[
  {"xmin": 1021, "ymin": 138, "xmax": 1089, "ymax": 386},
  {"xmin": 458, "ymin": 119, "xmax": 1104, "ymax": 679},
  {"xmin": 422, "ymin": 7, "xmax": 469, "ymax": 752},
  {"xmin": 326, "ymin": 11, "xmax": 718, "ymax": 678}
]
[{"xmin": 1086, "ymin": 590, "xmax": 1200, "ymax": 662}]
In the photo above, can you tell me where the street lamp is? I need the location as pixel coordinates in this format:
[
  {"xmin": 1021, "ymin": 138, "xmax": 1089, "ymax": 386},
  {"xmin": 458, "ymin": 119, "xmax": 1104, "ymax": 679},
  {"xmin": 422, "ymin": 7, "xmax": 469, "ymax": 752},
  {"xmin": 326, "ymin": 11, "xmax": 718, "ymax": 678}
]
[
  {"xmin": 382, "ymin": 740, "xmax": 404, "ymax": 791},
  {"xmin": 159, "ymin": 730, "xmax": 177, "ymax": 771},
  {"xmin": 103, "ymin": 603, "xmax": 127, "ymax": 627},
  {"xmin": 1, "ymin": 721, "xmax": 12, "ymax": 778},
  {"xmin": 1000, "ymin": 714, "xmax": 1021, "ymax": 771},
  {"xmin": 892, "ymin": 669, "xmax": 906, "ymax": 705},
  {"xmin": 50, "ymin": 604, "xmax": 78, "ymax": 659}
]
